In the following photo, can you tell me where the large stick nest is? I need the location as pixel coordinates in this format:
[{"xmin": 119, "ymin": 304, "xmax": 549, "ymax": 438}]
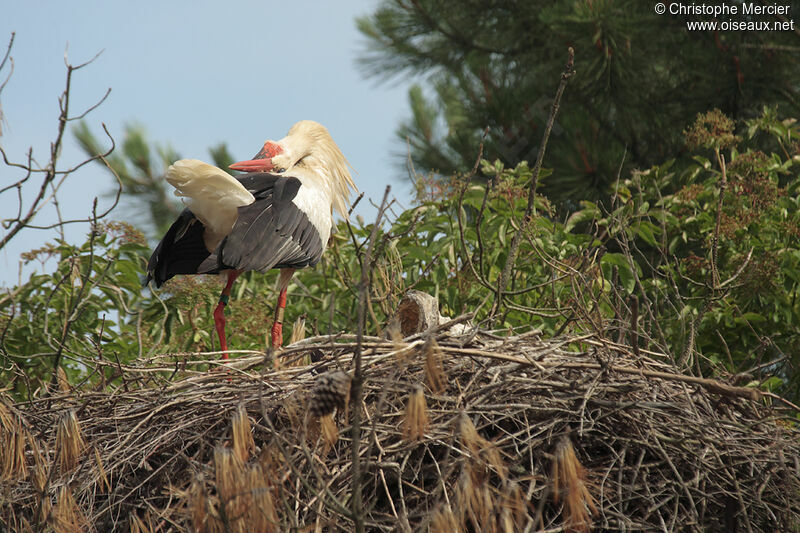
[{"xmin": 2, "ymin": 328, "xmax": 799, "ymax": 532}]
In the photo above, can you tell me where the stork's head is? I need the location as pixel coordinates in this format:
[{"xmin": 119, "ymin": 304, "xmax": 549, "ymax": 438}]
[{"xmin": 230, "ymin": 120, "xmax": 357, "ymax": 218}]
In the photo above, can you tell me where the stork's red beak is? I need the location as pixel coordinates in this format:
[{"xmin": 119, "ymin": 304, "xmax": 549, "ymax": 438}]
[
  {"xmin": 229, "ymin": 141, "xmax": 284, "ymax": 173},
  {"xmin": 229, "ymin": 157, "xmax": 273, "ymax": 172}
]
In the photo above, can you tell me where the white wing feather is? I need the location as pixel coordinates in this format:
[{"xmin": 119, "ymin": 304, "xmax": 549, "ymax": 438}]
[{"xmin": 166, "ymin": 159, "xmax": 255, "ymax": 245}]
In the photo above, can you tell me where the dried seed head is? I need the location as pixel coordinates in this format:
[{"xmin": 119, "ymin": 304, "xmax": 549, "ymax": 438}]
[
  {"xmin": 231, "ymin": 404, "xmax": 255, "ymax": 464},
  {"xmin": 552, "ymin": 437, "xmax": 597, "ymax": 533},
  {"xmin": 309, "ymin": 371, "xmax": 352, "ymax": 418},
  {"xmin": 0, "ymin": 400, "xmax": 27, "ymax": 482},
  {"xmin": 424, "ymin": 338, "xmax": 446, "ymax": 394},
  {"xmin": 402, "ymin": 385, "xmax": 428, "ymax": 442},
  {"xmin": 94, "ymin": 446, "xmax": 110, "ymax": 492},
  {"xmin": 430, "ymin": 504, "xmax": 459, "ymax": 533},
  {"xmin": 56, "ymin": 366, "xmax": 71, "ymax": 393},
  {"xmin": 320, "ymin": 413, "xmax": 338, "ymax": 452},
  {"xmin": 52, "ymin": 485, "xmax": 88, "ymax": 532},
  {"xmin": 289, "ymin": 314, "xmax": 306, "ymax": 345},
  {"xmin": 55, "ymin": 410, "xmax": 85, "ymax": 473}
]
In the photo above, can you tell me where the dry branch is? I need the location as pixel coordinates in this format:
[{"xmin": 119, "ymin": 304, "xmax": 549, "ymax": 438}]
[{"xmin": 0, "ymin": 45, "xmax": 115, "ymax": 252}]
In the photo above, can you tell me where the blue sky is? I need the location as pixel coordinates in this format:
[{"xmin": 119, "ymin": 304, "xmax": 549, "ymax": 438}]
[{"xmin": 0, "ymin": 0, "xmax": 413, "ymax": 287}]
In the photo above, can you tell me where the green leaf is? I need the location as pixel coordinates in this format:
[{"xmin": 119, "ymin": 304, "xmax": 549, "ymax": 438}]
[{"xmin": 635, "ymin": 221, "xmax": 660, "ymax": 248}]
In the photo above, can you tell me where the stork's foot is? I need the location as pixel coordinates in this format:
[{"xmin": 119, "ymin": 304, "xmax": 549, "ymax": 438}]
[{"xmin": 271, "ymin": 320, "xmax": 283, "ymax": 349}]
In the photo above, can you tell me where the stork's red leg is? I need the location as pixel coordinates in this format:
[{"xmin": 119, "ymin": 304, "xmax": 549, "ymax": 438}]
[
  {"xmin": 270, "ymin": 288, "xmax": 288, "ymax": 349},
  {"xmin": 213, "ymin": 270, "xmax": 242, "ymax": 359},
  {"xmin": 270, "ymin": 268, "xmax": 296, "ymax": 349}
]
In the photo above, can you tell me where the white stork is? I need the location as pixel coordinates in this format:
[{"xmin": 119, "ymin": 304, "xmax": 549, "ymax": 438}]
[{"xmin": 145, "ymin": 120, "xmax": 356, "ymax": 356}]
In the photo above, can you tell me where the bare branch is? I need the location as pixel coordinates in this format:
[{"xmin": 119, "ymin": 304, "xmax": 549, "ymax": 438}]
[
  {"xmin": 489, "ymin": 47, "xmax": 575, "ymax": 324},
  {"xmin": 455, "ymin": 128, "xmax": 495, "ymax": 292},
  {"xmin": 351, "ymin": 185, "xmax": 391, "ymax": 533},
  {"xmin": 0, "ymin": 33, "xmax": 14, "ymax": 108},
  {"xmin": 67, "ymin": 87, "xmax": 112, "ymax": 122},
  {"xmin": 0, "ymin": 49, "xmax": 112, "ymax": 251}
]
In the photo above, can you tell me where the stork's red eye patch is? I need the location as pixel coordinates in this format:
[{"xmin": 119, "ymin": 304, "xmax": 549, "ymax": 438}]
[{"xmin": 263, "ymin": 141, "xmax": 284, "ymax": 158}]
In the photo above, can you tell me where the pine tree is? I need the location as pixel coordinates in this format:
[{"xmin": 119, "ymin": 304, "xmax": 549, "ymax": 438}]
[{"xmin": 358, "ymin": 0, "xmax": 800, "ymax": 208}]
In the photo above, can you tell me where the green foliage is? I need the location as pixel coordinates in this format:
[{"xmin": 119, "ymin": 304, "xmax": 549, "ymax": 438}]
[
  {"xmin": 358, "ymin": 0, "xmax": 800, "ymax": 209},
  {"xmin": 1, "ymin": 222, "xmax": 150, "ymax": 397},
  {"xmin": 571, "ymin": 108, "xmax": 800, "ymax": 398}
]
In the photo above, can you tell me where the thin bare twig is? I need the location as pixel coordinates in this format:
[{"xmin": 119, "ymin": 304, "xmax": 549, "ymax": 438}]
[
  {"xmin": 351, "ymin": 185, "xmax": 392, "ymax": 533},
  {"xmin": 0, "ymin": 49, "xmax": 110, "ymax": 250},
  {"xmin": 490, "ymin": 47, "xmax": 575, "ymax": 324}
]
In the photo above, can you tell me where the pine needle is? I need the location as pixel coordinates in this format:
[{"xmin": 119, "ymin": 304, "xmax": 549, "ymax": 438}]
[
  {"xmin": 459, "ymin": 413, "xmax": 506, "ymax": 481},
  {"xmin": 289, "ymin": 315, "xmax": 306, "ymax": 345},
  {"xmin": 186, "ymin": 476, "xmax": 209, "ymax": 532},
  {"xmin": 245, "ymin": 465, "xmax": 279, "ymax": 532},
  {"xmin": 129, "ymin": 511, "xmax": 154, "ymax": 533},
  {"xmin": 56, "ymin": 366, "xmax": 71, "ymax": 393},
  {"xmin": 93, "ymin": 446, "xmax": 110, "ymax": 492},
  {"xmin": 52, "ymin": 485, "xmax": 88, "ymax": 532},
  {"xmin": 429, "ymin": 504, "xmax": 459, "ymax": 533},
  {"xmin": 214, "ymin": 446, "xmax": 246, "ymax": 526}
]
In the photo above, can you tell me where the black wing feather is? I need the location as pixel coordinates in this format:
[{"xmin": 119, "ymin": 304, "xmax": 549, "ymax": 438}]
[
  {"xmin": 147, "ymin": 172, "xmax": 325, "ymax": 285},
  {"xmin": 198, "ymin": 173, "xmax": 324, "ymax": 273},
  {"xmin": 145, "ymin": 209, "xmax": 212, "ymax": 287}
]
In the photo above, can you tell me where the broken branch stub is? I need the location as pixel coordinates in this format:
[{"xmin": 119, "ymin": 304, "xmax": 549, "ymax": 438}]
[{"xmin": 397, "ymin": 290, "xmax": 444, "ymax": 336}]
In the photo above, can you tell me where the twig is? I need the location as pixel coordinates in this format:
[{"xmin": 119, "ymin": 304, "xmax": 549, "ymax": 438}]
[
  {"xmin": 0, "ymin": 49, "xmax": 109, "ymax": 250},
  {"xmin": 711, "ymin": 148, "xmax": 727, "ymax": 289},
  {"xmin": 490, "ymin": 47, "xmax": 575, "ymax": 324},
  {"xmin": 455, "ymin": 128, "xmax": 496, "ymax": 293},
  {"xmin": 351, "ymin": 185, "xmax": 391, "ymax": 533}
]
